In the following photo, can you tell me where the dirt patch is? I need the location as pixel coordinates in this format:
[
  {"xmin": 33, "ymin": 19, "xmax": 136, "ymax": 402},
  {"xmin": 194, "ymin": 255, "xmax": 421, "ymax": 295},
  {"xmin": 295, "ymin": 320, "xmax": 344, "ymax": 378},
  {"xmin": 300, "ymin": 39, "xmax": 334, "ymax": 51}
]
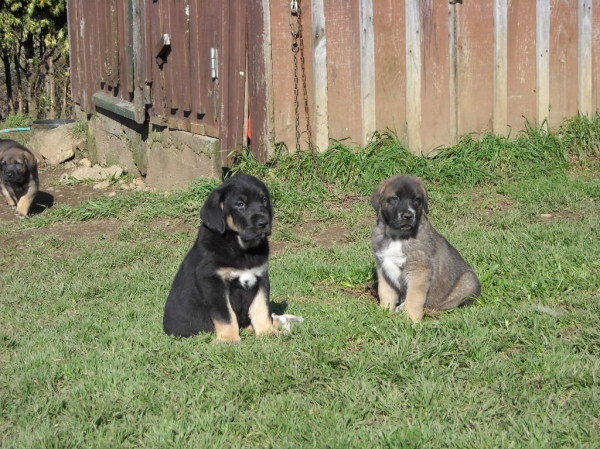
[
  {"xmin": 473, "ymin": 192, "xmax": 514, "ymax": 216},
  {"xmin": 0, "ymin": 163, "xmax": 123, "ymax": 222},
  {"xmin": 1, "ymin": 163, "xmax": 360, "ymax": 250}
]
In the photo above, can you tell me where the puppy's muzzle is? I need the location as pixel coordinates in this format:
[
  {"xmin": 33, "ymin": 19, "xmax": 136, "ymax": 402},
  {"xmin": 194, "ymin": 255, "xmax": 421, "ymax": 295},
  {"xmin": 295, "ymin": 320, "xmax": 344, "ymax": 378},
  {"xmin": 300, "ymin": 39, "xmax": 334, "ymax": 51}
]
[
  {"xmin": 392, "ymin": 209, "xmax": 416, "ymax": 230},
  {"xmin": 253, "ymin": 214, "xmax": 272, "ymax": 236},
  {"xmin": 5, "ymin": 168, "xmax": 19, "ymax": 181}
]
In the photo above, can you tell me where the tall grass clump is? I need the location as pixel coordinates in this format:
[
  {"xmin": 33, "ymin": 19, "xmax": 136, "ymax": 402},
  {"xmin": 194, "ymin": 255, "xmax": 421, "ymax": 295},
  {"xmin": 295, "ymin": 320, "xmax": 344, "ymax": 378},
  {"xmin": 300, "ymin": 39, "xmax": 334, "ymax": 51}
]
[
  {"xmin": 559, "ymin": 112, "xmax": 600, "ymax": 159},
  {"xmin": 1, "ymin": 113, "xmax": 32, "ymax": 129},
  {"xmin": 432, "ymin": 122, "xmax": 568, "ymax": 185},
  {"xmin": 234, "ymin": 119, "xmax": 584, "ymax": 196}
]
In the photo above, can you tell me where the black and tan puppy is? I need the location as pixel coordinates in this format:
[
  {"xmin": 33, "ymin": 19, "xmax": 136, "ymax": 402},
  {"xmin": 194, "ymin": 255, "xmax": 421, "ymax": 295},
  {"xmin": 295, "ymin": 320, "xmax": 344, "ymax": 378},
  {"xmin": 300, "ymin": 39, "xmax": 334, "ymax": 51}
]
[
  {"xmin": 371, "ymin": 174, "xmax": 481, "ymax": 322},
  {"xmin": 163, "ymin": 173, "xmax": 278, "ymax": 342},
  {"xmin": 0, "ymin": 138, "xmax": 39, "ymax": 218}
]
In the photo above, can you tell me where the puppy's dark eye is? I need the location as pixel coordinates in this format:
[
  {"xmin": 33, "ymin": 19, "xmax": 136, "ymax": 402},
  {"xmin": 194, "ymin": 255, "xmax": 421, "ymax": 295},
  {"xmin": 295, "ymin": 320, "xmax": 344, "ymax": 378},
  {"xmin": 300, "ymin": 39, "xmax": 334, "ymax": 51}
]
[
  {"xmin": 235, "ymin": 200, "xmax": 246, "ymax": 209},
  {"xmin": 413, "ymin": 197, "xmax": 422, "ymax": 205},
  {"xmin": 262, "ymin": 196, "xmax": 269, "ymax": 205},
  {"xmin": 388, "ymin": 196, "xmax": 399, "ymax": 204}
]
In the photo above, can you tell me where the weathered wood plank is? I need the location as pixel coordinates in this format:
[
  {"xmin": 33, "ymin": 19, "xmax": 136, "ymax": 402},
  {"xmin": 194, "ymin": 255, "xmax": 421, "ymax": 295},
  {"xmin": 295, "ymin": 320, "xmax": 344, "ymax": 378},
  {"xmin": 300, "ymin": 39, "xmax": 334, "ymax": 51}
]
[
  {"xmin": 374, "ymin": 0, "xmax": 406, "ymax": 142},
  {"xmin": 549, "ymin": 0, "xmax": 578, "ymax": 127},
  {"xmin": 578, "ymin": 0, "xmax": 593, "ymax": 117},
  {"xmin": 270, "ymin": 0, "xmax": 298, "ymax": 150},
  {"xmin": 594, "ymin": 1, "xmax": 600, "ymax": 112},
  {"xmin": 92, "ymin": 91, "xmax": 137, "ymax": 121},
  {"xmin": 420, "ymin": 0, "xmax": 451, "ymax": 154},
  {"xmin": 536, "ymin": 0, "xmax": 550, "ymax": 125},
  {"xmin": 247, "ymin": 0, "xmax": 275, "ymax": 162},
  {"xmin": 507, "ymin": 0, "xmax": 536, "ymax": 130},
  {"xmin": 360, "ymin": 0, "xmax": 376, "ymax": 145},
  {"xmin": 312, "ymin": 0, "xmax": 329, "ymax": 151},
  {"xmin": 457, "ymin": 0, "xmax": 494, "ymax": 136},
  {"xmin": 325, "ymin": 0, "xmax": 362, "ymax": 145},
  {"xmin": 405, "ymin": 0, "xmax": 421, "ymax": 153},
  {"xmin": 448, "ymin": 1, "xmax": 458, "ymax": 144},
  {"xmin": 493, "ymin": 0, "xmax": 508, "ymax": 135}
]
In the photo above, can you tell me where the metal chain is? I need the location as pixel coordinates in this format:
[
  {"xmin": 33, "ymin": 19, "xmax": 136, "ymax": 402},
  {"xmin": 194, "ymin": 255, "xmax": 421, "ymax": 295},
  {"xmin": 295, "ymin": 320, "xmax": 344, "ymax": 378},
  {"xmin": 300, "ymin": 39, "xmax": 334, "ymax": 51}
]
[
  {"xmin": 290, "ymin": 7, "xmax": 301, "ymax": 152},
  {"xmin": 290, "ymin": 0, "xmax": 314, "ymax": 154}
]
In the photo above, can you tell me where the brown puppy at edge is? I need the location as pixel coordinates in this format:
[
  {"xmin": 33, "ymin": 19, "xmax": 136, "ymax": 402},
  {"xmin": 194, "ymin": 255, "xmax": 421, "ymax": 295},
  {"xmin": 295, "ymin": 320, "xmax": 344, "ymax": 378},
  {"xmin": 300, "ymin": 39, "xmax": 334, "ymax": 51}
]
[
  {"xmin": 0, "ymin": 139, "xmax": 39, "ymax": 218},
  {"xmin": 371, "ymin": 174, "xmax": 481, "ymax": 322}
]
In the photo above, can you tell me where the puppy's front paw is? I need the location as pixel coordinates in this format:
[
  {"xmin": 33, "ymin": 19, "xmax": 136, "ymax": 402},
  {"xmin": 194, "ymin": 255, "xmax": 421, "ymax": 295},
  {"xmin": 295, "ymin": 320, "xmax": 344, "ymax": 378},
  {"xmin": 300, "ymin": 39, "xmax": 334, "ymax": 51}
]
[
  {"xmin": 394, "ymin": 302, "xmax": 405, "ymax": 313},
  {"xmin": 212, "ymin": 335, "xmax": 242, "ymax": 344}
]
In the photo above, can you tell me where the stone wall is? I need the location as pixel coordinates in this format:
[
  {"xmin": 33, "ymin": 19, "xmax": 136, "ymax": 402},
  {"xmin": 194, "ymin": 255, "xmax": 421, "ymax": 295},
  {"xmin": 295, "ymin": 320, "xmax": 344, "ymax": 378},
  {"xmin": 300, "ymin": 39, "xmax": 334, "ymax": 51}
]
[{"xmin": 81, "ymin": 106, "xmax": 222, "ymax": 190}]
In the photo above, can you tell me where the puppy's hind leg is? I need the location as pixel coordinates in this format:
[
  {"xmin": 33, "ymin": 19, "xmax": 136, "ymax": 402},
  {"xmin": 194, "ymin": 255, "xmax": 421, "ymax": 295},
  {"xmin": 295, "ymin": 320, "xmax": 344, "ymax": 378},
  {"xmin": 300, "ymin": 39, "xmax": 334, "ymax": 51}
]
[{"xmin": 438, "ymin": 271, "xmax": 481, "ymax": 310}]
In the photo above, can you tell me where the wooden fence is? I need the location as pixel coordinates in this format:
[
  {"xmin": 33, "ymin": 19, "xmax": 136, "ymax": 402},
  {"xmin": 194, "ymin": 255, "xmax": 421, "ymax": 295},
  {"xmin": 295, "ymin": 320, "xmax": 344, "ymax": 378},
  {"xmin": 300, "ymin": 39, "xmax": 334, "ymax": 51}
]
[{"xmin": 68, "ymin": 0, "xmax": 600, "ymax": 163}]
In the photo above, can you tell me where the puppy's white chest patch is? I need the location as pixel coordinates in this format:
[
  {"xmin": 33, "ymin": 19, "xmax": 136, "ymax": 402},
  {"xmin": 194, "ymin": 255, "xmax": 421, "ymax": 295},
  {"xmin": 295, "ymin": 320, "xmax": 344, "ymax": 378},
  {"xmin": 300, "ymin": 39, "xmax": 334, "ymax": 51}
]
[
  {"xmin": 217, "ymin": 263, "xmax": 268, "ymax": 289},
  {"xmin": 377, "ymin": 240, "xmax": 406, "ymax": 289}
]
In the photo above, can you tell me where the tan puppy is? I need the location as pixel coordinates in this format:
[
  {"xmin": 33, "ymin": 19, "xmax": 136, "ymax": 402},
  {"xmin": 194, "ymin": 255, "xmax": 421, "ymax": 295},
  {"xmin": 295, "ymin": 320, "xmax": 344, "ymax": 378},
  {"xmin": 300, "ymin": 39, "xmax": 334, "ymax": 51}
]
[
  {"xmin": 0, "ymin": 139, "xmax": 39, "ymax": 218},
  {"xmin": 371, "ymin": 174, "xmax": 481, "ymax": 322}
]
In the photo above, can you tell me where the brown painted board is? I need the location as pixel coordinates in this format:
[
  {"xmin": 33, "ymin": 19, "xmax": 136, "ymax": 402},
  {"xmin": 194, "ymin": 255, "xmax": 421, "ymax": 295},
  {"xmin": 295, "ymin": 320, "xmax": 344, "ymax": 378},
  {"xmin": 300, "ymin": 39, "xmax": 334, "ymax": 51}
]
[
  {"xmin": 506, "ymin": 0, "xmax": 537, "ymax": 131},
  {"xmin": 324, "ymin": 0, "xmax": 362, "ymax": 145},
  {"xmin": 456, "ymin": 0, "xmax": 495, "ymax": 136},
  {"xmin": 594, "ymin": 1, "xmax": 600, "ymax": 112},
  {"xmin": 270, "ymin": 0, "xmax": 299, "ymax": 150},
  {"xmin": 84, "ymin": 2, "xmax": 99, "ymax": 112},
  {"xmin": 203, "ymin": 0, "xmax": 224, "ymax": 130},
  {"xmin": 141, "ymin": 0, "xmax": 154, "ymax": 85},
  {"xmin": 165, "ymin": 1, "xmax": 181, "ymax": 113},
  {"xmin": 188, "ymin": 0, "xmax": 208, "ymax": 119},
  {"xmin": 373, "ymin": 0, "xmax": 407, "ymax": 141},
  {"xmin": 549, "ymin": 0, "xmax": 578, "ymax": 128},
  {"xmin": 148, "ymin": 0, "xmax": 165, "ymax": 119},
  {"xmin": 124, "ymin": 0, "xmax": 135, "ymax": 98},
  {"xmin": 117, "ymin": 0, "xmax": 129, "ymax": 95},
  {"xmin": 67, "ymin": 0, "xmax": 81, "ymax": 105},
  {"xmin": 420, "ymin": 0, "xmax": 451, "ymax": 153},
  {"xmin": 108, "ymin": 0, "xmax": 119, "ymax": 87},
  {"xmin": 221, "ymin": 0, "xmax": 247, "ymax": 159},
  {"xmin": 175, "ymin": 1, "xmax": 192, "ymax": 113}
]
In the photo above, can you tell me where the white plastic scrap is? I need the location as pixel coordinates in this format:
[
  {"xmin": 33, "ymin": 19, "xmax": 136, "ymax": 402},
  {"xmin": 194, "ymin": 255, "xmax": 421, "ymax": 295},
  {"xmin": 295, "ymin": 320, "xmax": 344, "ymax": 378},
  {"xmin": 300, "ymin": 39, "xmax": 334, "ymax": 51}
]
[{"xmin": 272, "ymin": 313, "xmax": 304, "ymax": 333}]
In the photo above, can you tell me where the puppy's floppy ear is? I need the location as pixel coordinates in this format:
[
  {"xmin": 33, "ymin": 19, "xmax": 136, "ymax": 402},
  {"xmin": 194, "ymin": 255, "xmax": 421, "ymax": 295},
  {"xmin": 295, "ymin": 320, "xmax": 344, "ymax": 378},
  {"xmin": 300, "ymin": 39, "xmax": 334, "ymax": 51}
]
[
  {"xmin": 415, "ymin": 177, "xmax": 429, "ymax": 214},
  {"xmin": 371, "ymin": 179, "xmax": 388, "ymax": 214},
  {"xmin": 200, "ymin": 187, "xmax": 226, "ymax": 234}
]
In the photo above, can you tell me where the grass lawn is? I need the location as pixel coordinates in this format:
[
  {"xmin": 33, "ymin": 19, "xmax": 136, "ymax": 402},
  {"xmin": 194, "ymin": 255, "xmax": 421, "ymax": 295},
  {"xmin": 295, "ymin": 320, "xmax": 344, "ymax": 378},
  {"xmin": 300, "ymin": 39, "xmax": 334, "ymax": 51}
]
[{"xmin": 1, "ymin": 116, "xmax": 599, "ymax": 447}]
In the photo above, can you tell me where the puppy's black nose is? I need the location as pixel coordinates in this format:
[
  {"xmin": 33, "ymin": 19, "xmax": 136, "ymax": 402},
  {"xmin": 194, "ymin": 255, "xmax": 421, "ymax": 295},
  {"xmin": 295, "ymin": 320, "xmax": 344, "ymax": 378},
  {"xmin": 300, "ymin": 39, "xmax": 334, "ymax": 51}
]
[
  {"xmin": 402, "ymin": 211, "xmax": 414, "ymax": 220},
  {"xmin": 6, "ymin": 171, "xmax": 15, "ymax": 180},
  {"xmin": 256, "ymin": 217, "xmax": 269, "ymax": 229}
]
